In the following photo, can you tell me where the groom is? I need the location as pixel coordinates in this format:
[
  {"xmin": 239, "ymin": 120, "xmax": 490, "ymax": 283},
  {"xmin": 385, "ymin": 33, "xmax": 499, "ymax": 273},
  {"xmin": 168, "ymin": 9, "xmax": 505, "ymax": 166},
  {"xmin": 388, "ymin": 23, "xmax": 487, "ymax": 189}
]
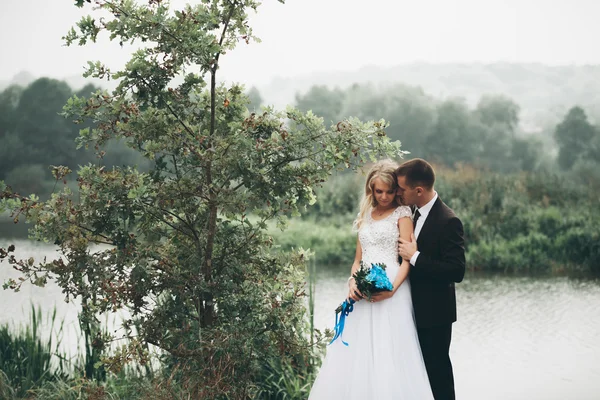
[{"xmin": 396, "ymin": 158, "xmax": 465, "ymax": 400}]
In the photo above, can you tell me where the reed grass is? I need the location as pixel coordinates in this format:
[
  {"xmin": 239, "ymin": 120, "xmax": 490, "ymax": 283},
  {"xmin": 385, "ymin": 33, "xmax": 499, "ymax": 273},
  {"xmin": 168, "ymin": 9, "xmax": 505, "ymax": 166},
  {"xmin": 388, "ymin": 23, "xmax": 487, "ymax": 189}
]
[{"xmin": 0, "ymin": 304, "xmax": 66, "ymax": 398}]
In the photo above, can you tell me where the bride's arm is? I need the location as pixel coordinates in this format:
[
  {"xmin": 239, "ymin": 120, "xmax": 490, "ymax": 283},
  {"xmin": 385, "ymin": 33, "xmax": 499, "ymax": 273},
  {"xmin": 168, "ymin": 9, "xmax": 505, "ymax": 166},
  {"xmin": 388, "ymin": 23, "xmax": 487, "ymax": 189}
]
[
  {"xmin": 390, "ymin": 216, "xmax": 413, "ymax": 291},
  {"xmin": 348, "ymin": 239, "xmax": 364, "ymax": 302}
]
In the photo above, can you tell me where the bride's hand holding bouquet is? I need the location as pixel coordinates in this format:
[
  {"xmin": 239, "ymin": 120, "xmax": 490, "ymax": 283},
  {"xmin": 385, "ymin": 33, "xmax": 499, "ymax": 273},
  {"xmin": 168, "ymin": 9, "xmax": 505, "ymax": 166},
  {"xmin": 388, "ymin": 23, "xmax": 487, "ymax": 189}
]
[{"xmin": 330, "ymin": 261, "xmax": 394, "ymax": 346}]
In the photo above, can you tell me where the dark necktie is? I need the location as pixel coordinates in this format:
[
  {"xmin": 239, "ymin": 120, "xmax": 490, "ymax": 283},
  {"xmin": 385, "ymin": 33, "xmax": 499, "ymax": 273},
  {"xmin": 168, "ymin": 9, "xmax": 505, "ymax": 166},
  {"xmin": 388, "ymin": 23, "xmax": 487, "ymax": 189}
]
[{"xmin": 413, "ymin": 209, "xmax": 421, "ymax": 226}]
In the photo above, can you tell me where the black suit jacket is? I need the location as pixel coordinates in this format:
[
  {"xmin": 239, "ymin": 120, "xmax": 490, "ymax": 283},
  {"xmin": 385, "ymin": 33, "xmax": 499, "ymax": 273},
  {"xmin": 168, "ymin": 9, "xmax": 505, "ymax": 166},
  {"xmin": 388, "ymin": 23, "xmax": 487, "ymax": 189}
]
[{"xmin": 408, "ymin": 197, "xmax": 465, "ymax": 328}]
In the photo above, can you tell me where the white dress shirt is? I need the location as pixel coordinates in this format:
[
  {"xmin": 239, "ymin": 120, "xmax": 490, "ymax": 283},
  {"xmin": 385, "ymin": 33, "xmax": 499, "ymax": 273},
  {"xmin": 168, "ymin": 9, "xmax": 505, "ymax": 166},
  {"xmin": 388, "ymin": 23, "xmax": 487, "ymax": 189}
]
[{"xmin": 409, "ymin": 192, "xmax": 438, "ymax": 266}]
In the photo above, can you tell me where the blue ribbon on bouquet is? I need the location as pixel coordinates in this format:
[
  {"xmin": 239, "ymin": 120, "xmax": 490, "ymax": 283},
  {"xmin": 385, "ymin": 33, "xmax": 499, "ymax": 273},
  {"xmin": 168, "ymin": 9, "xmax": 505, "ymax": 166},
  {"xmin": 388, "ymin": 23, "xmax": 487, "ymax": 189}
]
[{"xmin": 329, "ymin": 298, "xmax": 355, "ymax": 346}]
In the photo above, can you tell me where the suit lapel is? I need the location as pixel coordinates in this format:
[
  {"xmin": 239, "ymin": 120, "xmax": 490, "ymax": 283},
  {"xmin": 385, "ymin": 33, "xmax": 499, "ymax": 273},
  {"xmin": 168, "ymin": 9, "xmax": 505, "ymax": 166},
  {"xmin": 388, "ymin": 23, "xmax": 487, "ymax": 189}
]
[{"xmin": 416, "ymin": 197, "xmax": 442, "ymax": 248}]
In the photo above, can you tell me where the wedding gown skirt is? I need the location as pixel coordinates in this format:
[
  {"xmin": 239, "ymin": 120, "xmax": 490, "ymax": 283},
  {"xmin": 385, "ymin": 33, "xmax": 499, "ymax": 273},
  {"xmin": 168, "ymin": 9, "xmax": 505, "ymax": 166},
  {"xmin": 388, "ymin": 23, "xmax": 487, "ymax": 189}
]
[{"xmin": 309, "ymin": 206, "xmax": 434, "ymax": 400}]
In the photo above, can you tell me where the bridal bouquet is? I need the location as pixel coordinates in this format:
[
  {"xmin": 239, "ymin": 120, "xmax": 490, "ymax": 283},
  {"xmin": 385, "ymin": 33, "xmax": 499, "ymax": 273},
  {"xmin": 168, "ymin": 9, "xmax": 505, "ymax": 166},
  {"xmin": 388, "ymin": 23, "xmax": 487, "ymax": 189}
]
[{"xmin": 330, "ymin": 261, "xmax": 393, "ymax": 346}]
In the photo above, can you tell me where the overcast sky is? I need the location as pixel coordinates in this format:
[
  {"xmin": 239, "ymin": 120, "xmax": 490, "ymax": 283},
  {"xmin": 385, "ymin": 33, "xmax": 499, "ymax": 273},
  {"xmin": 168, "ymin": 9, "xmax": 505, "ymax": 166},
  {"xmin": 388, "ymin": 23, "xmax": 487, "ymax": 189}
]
[{"xmin": 1, "ymin": 0, "xmax": 599, "ymax": 85}]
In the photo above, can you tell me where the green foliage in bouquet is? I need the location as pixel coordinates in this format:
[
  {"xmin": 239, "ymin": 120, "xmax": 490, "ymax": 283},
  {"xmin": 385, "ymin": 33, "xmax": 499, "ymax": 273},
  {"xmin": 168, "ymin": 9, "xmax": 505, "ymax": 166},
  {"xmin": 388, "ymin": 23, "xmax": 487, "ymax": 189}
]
[{"xmin": 352, "ymin": 261, "xmax": 375, "ymax": 298}]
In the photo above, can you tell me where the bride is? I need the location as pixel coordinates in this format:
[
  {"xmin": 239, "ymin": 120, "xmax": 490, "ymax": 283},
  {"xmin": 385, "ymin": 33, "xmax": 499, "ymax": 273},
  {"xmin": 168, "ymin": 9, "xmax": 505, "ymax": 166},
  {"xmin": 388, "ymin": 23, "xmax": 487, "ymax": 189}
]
[{"xmin": 308, "ymin": 160, "xmax": 434, "ymax": 399}]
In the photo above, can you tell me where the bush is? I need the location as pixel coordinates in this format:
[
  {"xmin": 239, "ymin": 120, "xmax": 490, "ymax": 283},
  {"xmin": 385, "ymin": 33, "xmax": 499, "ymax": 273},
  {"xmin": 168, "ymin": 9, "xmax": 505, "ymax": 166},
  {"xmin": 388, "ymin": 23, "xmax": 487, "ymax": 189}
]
[
  {"xmin": 253, "ymin": 357, "xmax": 318, "ymax": 400},
  {"xmin": 283, "ymin": 164, "xmax": 600, "ymax": 275},
  {"xmin": 272, "ymin": 218, "xmax": 357, "ymax": 265},
  {"xmin": 303, "ymin": 172, "xmax": 364, "ymax": 220},
  {"xmin": 555, "ymin": 227, "xmax": 600, "ymax": 273},
  {"xmin": 3, "ymin": 164, "xmax": 51, "ymax": 197}
]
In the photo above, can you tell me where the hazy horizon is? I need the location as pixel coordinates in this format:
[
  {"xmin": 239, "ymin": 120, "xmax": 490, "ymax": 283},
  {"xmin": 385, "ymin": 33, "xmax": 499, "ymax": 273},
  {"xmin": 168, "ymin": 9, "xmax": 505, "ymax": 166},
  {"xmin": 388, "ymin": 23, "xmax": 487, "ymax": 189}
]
[{"xmin": 1, "ymin": 0, "xmax": 599, "ymax": 86}]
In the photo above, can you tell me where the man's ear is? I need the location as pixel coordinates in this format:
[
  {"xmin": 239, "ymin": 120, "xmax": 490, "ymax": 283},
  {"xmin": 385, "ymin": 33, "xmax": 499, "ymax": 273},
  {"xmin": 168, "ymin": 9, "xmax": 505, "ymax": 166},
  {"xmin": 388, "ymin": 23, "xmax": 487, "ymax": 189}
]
[{"xmin": 416, "ymin": 187, "xmax": 423, "ymax": 196}]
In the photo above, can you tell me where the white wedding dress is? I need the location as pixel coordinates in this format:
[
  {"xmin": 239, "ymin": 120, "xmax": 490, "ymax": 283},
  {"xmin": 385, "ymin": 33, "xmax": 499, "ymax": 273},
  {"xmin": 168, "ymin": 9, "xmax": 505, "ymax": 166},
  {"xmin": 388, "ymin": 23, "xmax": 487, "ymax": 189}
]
[{"xmin": 309, "ymin": 206, "xmax": 434, "ymax": 400}]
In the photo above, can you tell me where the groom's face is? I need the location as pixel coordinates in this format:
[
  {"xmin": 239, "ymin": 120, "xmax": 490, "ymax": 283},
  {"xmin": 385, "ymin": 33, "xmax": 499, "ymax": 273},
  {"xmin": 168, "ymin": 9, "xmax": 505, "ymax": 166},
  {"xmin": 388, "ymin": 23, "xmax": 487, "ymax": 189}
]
[{"xmin": 396, "ymin": 175, "xmax": 418, "ymax": 206}]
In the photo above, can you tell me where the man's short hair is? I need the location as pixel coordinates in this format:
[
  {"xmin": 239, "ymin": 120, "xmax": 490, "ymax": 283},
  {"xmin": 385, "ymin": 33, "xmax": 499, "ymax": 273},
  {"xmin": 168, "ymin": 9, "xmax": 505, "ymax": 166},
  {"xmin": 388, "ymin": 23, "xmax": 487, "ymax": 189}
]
[{"xmin": 395, "ymin": 158, "xmax": 435, "ymax": 189}]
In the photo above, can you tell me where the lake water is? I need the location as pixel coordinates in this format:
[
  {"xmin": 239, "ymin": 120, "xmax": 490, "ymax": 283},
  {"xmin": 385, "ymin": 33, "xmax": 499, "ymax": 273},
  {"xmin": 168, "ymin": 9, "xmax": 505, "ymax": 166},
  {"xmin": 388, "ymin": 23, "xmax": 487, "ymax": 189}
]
[
  {"xmin": 314, "ymin": 265, "xmax": 600, "ymax": 400},
  {"xmin": 1, "ymin": 239, "xmax": 600, "ymax": 399}
]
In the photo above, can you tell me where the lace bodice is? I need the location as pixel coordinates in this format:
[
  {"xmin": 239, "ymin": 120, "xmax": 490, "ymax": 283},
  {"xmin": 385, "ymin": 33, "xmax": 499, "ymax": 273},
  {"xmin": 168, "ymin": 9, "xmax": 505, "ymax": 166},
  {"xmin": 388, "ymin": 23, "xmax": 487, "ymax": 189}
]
[{"xmin": 358, "ymin": 206, "xmax": 412, "ymax": 266}]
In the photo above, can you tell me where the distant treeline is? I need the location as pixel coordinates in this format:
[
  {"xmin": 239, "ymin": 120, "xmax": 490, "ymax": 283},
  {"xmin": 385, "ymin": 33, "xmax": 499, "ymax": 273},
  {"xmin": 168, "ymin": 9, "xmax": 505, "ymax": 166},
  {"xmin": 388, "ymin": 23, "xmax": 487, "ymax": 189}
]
[
  {"xmin": 294, "ymin": 83, "xmax": 600, "ymax": 175},
  {"xmin": 0, "ymin": 78, "xmax": 150, "ymax": 198},
  {"xmin": 1, "ymin": 77, "xmax": 599, "ymax": 203},
  {"xmin": 0, "ymin": 78, "xmax": 267, "ymax": 201},
  {"xmin": 258, "ymin": 63, "xmax": 600, "ymax": 129}
]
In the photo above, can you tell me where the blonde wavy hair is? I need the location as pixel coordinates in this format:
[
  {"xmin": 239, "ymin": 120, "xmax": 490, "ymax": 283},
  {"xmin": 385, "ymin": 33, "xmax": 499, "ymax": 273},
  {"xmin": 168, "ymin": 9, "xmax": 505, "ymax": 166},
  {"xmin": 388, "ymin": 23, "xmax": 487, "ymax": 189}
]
[{"xmin": 353, "ymin": 159, "xmax": 400, "ymax": 230}]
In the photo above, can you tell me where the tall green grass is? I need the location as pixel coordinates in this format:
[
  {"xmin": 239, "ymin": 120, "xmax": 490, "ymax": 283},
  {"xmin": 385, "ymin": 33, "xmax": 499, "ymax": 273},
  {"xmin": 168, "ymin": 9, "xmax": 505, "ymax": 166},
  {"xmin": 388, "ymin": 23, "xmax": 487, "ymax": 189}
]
[
  {"xmin": 0, "ymin": 303, "xmax": 318, "ymax": 399},
  {"xmin": 0, "ymin": 305, "xmax": 66, "ymax": 398},
  {"xmin": 0, "ymin": 305, "xmax": 155, "ymax": 399}
]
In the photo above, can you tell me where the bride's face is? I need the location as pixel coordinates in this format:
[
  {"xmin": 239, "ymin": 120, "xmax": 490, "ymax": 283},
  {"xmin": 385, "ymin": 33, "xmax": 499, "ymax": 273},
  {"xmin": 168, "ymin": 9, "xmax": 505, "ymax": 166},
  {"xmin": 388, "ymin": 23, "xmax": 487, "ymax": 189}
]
[{"xmin": 372, "ymin": 178, "xmax": 395, "ymax": 208}]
